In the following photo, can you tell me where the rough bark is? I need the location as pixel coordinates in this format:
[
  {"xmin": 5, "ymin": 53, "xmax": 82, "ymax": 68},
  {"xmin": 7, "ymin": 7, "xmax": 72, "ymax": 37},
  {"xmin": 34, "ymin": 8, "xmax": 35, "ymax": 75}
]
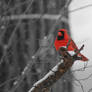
[{"xmin": 29, "ymin": 45, "xmax": 84, "ymax": 92}]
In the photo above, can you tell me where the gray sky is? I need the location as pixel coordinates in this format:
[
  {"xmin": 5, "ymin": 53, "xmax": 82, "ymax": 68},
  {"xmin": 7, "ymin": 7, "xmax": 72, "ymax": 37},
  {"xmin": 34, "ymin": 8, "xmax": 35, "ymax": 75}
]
[
  {"xmin": 70, "ymin": 0, "xmax": 92, "ymax": 40},
  {"xmin": 69, "ymin": 0, "xmax": 92, "ymax": 68},
  {"xmin": 69, "ymin": 0, "xmax": 92, "ymax": 92}
]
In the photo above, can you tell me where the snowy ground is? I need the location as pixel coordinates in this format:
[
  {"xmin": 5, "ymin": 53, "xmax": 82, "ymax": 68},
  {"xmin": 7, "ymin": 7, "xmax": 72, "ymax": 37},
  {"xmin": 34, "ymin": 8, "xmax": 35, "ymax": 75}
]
[{"xmin": 70, "ymin": 0, "xmax": 92, "ymax": 92}]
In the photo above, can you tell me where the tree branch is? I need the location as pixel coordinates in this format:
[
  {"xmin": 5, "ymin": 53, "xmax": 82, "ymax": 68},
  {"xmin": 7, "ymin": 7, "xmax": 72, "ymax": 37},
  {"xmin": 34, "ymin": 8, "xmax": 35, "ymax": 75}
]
[{"xmin": 29, "ymin": 45, "xmax": 84, "ymax": 92}]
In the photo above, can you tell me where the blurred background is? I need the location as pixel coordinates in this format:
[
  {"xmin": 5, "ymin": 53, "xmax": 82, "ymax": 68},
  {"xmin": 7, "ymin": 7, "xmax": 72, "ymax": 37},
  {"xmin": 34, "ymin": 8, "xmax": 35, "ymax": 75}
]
[{"xmin": 0, "ymin": 0, "xmax": 92, "ymax": 92}]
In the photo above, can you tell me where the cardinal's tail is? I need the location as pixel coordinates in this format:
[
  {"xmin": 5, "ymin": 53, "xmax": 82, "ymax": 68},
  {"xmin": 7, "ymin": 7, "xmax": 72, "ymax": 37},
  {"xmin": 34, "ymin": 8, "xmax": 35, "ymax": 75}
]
[{"xmin": 78, "ymin": 53, "xmax": 88, "ymax": 61}]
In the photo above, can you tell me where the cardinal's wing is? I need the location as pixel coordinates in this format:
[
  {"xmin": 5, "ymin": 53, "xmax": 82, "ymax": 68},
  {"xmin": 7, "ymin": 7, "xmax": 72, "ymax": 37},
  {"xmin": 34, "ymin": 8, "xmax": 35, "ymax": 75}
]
[{"xmin": 69, "ymin": 38, "xmax": 79, "ymax": 51}]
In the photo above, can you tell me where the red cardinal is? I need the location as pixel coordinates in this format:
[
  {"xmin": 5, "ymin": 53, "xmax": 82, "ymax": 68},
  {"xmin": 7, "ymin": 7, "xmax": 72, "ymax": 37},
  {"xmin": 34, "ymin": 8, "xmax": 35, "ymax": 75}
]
[{"xmin": 54, "ymin": 29, "xmax": 88, "ymax": 61}]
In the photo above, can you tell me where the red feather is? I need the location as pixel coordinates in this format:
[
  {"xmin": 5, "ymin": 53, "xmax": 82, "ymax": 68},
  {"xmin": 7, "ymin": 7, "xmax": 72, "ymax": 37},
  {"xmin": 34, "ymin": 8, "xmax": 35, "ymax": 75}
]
[{"xmin": 54, "ymin": 29, "xmax": 88, "ymax": 61}]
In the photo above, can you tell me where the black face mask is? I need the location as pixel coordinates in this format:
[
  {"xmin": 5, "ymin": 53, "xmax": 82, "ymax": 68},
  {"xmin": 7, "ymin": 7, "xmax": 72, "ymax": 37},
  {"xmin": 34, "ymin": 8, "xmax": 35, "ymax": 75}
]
[{"xmin": 57, "ymin": 31, "xmax": 64, "ymax": 40}]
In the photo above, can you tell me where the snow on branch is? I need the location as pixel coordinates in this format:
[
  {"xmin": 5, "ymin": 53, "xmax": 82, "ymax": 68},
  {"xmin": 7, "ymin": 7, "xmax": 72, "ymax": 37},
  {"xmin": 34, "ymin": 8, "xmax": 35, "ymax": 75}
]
[{"xmin": 28, "ymin": 45, "xmax": 84, "ymax": 92}]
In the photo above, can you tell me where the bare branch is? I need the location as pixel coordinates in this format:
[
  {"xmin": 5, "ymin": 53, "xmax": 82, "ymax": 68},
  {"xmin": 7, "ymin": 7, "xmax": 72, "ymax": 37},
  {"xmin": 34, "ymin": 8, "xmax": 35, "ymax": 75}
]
[
  {"xmin": 0, "ymin": 77, "xmax": 18, "ymax": 88},
  {"xmin": 0, "ymin": 0, "xmax": 34, "ymax": 66},
  {"xmin": 29, "ymin": 45, "xmax": 84, "ymax": 92},
  {"xmin": 73, "ymin": 77, "xmax": 85, "ymax": 92}
]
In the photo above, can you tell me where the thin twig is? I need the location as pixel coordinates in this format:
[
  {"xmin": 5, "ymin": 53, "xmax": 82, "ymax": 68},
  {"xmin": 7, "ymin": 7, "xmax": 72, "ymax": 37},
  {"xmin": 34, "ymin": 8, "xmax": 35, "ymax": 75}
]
[
  {"xmin": 0, "ymin": 77, "xmax": 18, "ymax": 88},
  {"xmin": 0, "ymin": 0, "xmax": 34, "ymax": 66},
  {"xmin": 73, "ymin": 77, "xmax": 85, "ymax": 92},
  {"xmin": 69, "ymin": 4, "xmax": 92, "ymax": 13}
]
